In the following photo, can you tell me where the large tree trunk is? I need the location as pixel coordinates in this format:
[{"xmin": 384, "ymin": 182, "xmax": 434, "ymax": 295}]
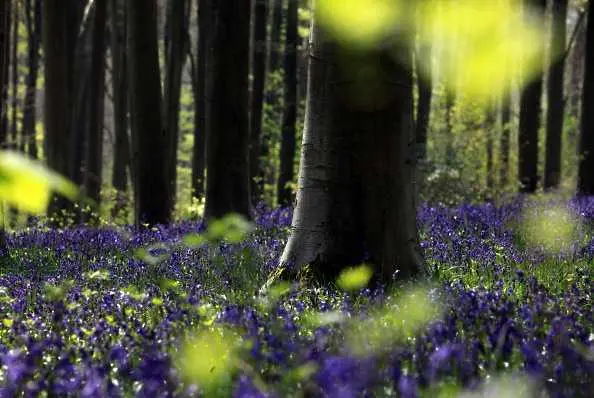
[
  {"xmin": 128, "ymin": 0, "xmax": 171, "ymax": 226},
  {"xmin": 43, "ymin": 0, "xmax": 81, "ymax": 216},
  {"xmin": 279, "ymin": 18, "xmax": 423, "ymax": 284},
  {"xmin": 0, "ymin": 0, "xmax": 9, "ymax": 148},
  {"xmin": 22, "ymin": 0, "xmax": 40, "ymax": 159},
  {"xmin": 163, "ymin": 0, "xmax": 189, "ymax": 207},
  {"xmin": 83, "ymin": 0, "xmax": 107, "ymax": 218},
  {"xmin": 577, "ymin": 1, "xmax": 594, "ymax": 195},
  {"xmin": 569, "ymin": 13, "xmax": 586, "ymax": 121},
  {"xmin": 277, "ymin": 0, "xmax": 297, "ymax": 206},
  {"xmin": 518, "ymin": 0, "xmax": 545, "ymax": 193},
  {"xmin": 249, "ymin": 0, "xmax": 268, "ymax": 203},
  {"xmin": 415, "ymin": 36, "xmax": 432, "ymax": 163},
  {"xmin": 191, "ymin": 0, "xmax": 209, "ymax": 201},
  {"xmin": 110, "ymin": 0, "xmax": 129, "ymax": 216},
  {"xmin": 544, "ymin": 0, "xmax": 568, "ymax": 190},
  {"xmin": 204, "ymin": 1, "xmax": 251, "ymax": 219}
]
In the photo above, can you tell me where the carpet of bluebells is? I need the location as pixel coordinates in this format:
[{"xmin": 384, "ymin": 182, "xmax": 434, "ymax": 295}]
[{"xmin": 0, "ymin": 198, "xmax": 592, "ymax": 397}]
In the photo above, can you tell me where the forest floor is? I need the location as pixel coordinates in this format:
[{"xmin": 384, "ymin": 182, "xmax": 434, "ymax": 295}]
[{"xmin": 0, "ymin": 198, "xmax": 592, "ymax": 397}]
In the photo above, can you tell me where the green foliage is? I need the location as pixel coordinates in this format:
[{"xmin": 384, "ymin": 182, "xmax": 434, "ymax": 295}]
[{"xmin": 336, "ymin": 264, "xmax": 373, "ymax": 291}]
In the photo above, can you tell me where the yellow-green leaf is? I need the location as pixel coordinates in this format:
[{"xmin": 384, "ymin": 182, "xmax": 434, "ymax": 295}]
[
  {"xmin": 336, "ymin": 264, "xmax": 373, "ymax": 291},
  {"xmin": 0, "ymin": 150, "xmax": 78, "ymax": 213}
]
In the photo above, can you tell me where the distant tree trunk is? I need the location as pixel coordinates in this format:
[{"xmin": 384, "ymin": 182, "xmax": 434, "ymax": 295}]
[
  {"xmin": 500, "ymin": 88, "xmax": 512, "ymax": 187},
  {"xmin": 249, "ymin": 0, "xmax": 268, "ymax": 203},
  {"xmin": 163, "ymin": 0, "xmax": 189, "ymax": 208},
  {"xmin": 277, "ymin": 0, "xmax": 297, "ymax": 206},
  {"xmin": 0, "ymin": 0, "xmax": 10, "ymax": 147},
  {"xmin": 279, "ymin": 18, "xmax": 423, "ymax": 284},
  {"xmin": 9, "ymin": 0, "xmax": 17, "ymax": 150},
  {"xmin": 268, "ymin": 0, "xmax": 283, "ymax": 74},
  {"xmin": 415, "ymin": 38, "xmax": 432, "ymax": 163},
  {"xmin": 544, "ymin": 0, "xmax": 568, "ymax": 190},
  {"xmin": 205, "ymin": 0, "xmax": 251, "ymax": 219},
  {"xmin": 83, "ymin": 0, "xmax": 107, "ymax": 218},
  {"xmin": 444, "ymin": 89, "xmax": 455, "ymax": 164},
  {"xmin": 110, "ymin": 0, "xmax": 129, "ymax": 215},
  {"xmin": 577, "ymin": 0, "xmax": 594, "ymax": 195},
  {"xmin": 485, "ymin": 104, "xmax": 496, "ymax": 193},
  {"xmin": 128, "ymin": 0, "xmax": 171, "ymax": 226},
  {"xmin": 518, "ymin": 0, "xmax": 545, "ymax": 193},
  {"xmin": 22, "ymin": 0, "xmax": 40, "ymax": 159},
  {"xmin": 191, "ymin": 0, "xmax": 208, "ymax": 200}
]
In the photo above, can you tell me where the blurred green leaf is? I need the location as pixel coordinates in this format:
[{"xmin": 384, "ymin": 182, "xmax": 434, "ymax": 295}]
[
  {"xmin": 206, "ymin": 213, "xmax": 254, "ymax": 243},
  {"xmin": 336, "ymin": 264, "xmax": 373, "ymax": 291},
  {"xmin": 0, "ymin": 150, "xmax": 78, "ymax": 213},
  {"xmin": 182, "ymin": 233, "xmax": 206, "ymax": 248}
]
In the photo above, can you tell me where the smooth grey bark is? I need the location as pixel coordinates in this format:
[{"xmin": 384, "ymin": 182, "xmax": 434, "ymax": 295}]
[
  {"xmin": 277, "ymin": 0, "xmax": 297, "ymax": 206},
  {"xmin": 204, "ymin": 0, "xmax": 252, "ymax": 219},
  {"xmin": 268, "ymin": 0, "xmax": 283, "ymax": 74},
  {"xmin": 518, "ymin": 0, "xmax": 546, "ymax": 193},
  {"xmin": 415, "ymin": 37, "xmax": 432, "ymax": 163},
  {"xmin": 249, "ymin": 0, "xmax": 268, "ymax": 202},
  {"xmin": 83, "ymin": 0, "xmax": 107, "ymax": 218},
  {"xmin": 22, "ymin": 0, "xmax": 40, "ymax": 159},
  {"xmin": 191, "ymin": 0, "xmax": 209, "ymax": 200},
  {"xmin": 128, "ymin": 0, "xmax": 171, "ymax": 226},
  {"xmin": 569, "ymin": 12, "xmax": 586, "ymax": 121},
  {"xmin": 544, "ymin": 0, "xmax": 568, "ymax": 190},
  {"xmin": 278, "ymin": 18, "xmax": 423, "ymax": 284},
  {"xmin": 163, "ymin": 0, "xmax": 189, "ymax": 206},
  {"xmin": 577, "ymin": 0, "xmax": 594, "ymax": 195},
  {"xmin": 110, "ymin": 0, "xmax": 129, "ymax": 215}
]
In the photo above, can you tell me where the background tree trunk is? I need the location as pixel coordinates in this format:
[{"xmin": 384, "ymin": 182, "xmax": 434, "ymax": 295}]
[
  {"xmin": 205, "ymin": 0, "xmax": 252, "ymax": 219},
  {"xmin": 500, "ymin": 88, "xmax": 512, "ymax": 187},
  {"xmin": 83, "ymin": 0, "xmax": 107, "ymax": 219},
  {"xmin": 22, "ymin": 0, "xmax": 40, "ymax": 159},
  {"xmin": 577, "ymin": 0, "xmax": 594, "ymax": 194},
  {"xmin": 268, "ymin": 0, "xmax": 283, "ymax": 74},
  {"xmin": 544, "ymin": 0, "xmax": 568, "ymax": 190},
  {"xmin": 128, "ymin": 0, "xmax": 171, "ymax": 226},
  {"xmin": 518, "ymin": 0, "xmax": 546, "ymax": 193},
  {"xmin": 485, "ymin": 104, "xmax": 496, "ymax": 193},
  {"xmin": 277, "ymin": 0, "xmax": 297, "ymax": 206},
  {"xmin": 163, "ymin": 0, "xmax": 189, "ymax": 208},
  {"xmin": 0, "ymin": 0, "xmax": 10, "ymax": 147},
  {"xmin": 249, "ymin": 0, "xmax": 268, "ymax": 203},
  {"xmin": 9, "ymin": 0, "xmax": 17, "ymax": 150},
  {"xmin": 279, "ymin": 18, "xmax": 423, "ymax": 284},
  {"xmin": 110, "ymin": 0, "xmax": 130, "ymax": 216},
  {"xmin": 191, "ymin": 0, "xmax": 209, "ymax": 201}
]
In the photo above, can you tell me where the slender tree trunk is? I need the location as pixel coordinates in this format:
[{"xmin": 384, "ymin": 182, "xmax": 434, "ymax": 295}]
[
  {"xmin": 485, "ymin": 104, "xmax": 496, "ymax": 193},
  {"xmin": 500, "ymin": 88, "xmax": 512, "ymax": 187},
  {"xmin": 205, "ymin": 0, "xmax": 251, "ymax": 219},
  {"xmin": 128, "ymin": 0, "xmax": 171, "ymax": 226},
  {"xmin": 249, "ymin": 0, "xmax": 268, "ymax": 203},
  {"xmin": 83, "ymin": 0, "xmax": 107, "ymax": 219},
  {"xmin": 163, "ymin": 0, "xmax": 189, "ymax": 208},
  {"xmin": 518, "ymin": 0, "xmax": 545, "ymax": 193},
  {"xmin": 444, "ymin": 89, "xmax": 455, "ymax": 164},
  {"xmin": 191, "ymin": 0, "xmax": 208, "ymax": 201},
  {"xmin": 577, "ymin": 1, "xmax": 594, "ymax": 195},
  {"xmin": 0, "ymin": 0, "xmax": 10, "ymax": 148},
  {"xmin": 279, "ymin": 18, "xmax": 423, "ymax": 284},
  {"xmin": 277, "ymin": 0, "xmax": 297, "ymax": 206},
  {"xmin": 544, "ymin": 0, "xmax": 568, "ymax": 190},
  {"xmin": 9, "ymin": 0, "xmax": 17, "ymax": 150},
  {"xmin": 110, "ymin": 0, "xmax": 129, "ymax": 216},
  {"xmin": 22, "ymin": 0, "xmax": 40, "ymax": 159},
  {"xmin": 268, "ymin": 0, "xmax": 283, "ymax": 74}
]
